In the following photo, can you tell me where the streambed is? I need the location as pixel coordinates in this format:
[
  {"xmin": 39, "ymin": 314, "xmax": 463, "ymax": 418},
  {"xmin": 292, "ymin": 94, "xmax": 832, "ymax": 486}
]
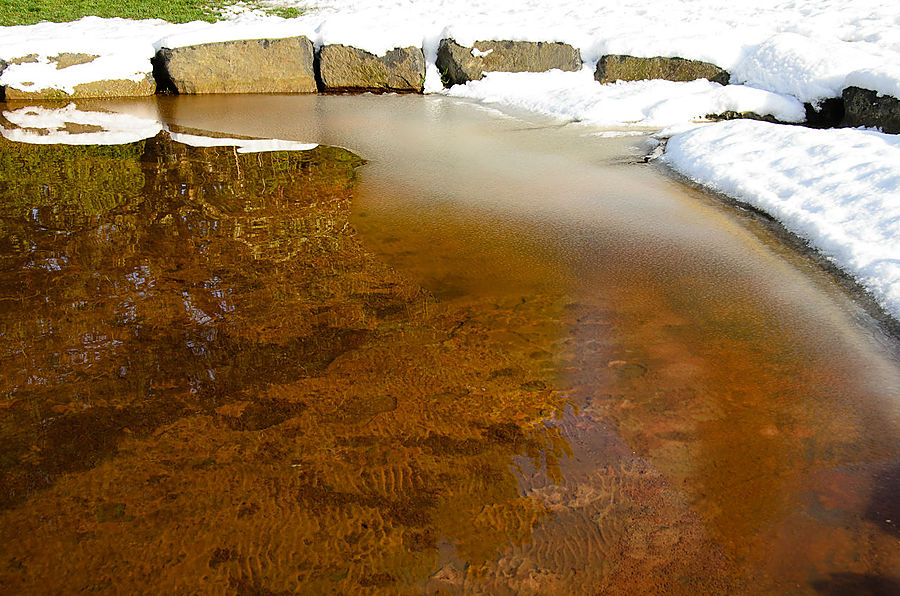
[{"xmin": 0, "ymin": 95, "xmax": 898, "ymax": 594}]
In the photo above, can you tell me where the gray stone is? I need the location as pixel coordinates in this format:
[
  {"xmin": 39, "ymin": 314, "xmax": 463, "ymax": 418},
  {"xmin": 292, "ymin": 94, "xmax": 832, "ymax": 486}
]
[
  {"xmin": 156, "ymin": 36, "xmax": 317, "ymax": 94},
  {"xmin": 595, "ymin": 54, "xmax": 729, "ymax": 85},
  {"xmin": 437, "ymin": 39, "xmax": 581, "ymax": 87},
  {"xmin": 318, "ymin": 45, "xmax": 425, "ymax": 93},
  {"xmin": 706, "ymin": 110, "xmax": 781, "ymax": 124},
  {"xmin": 3, "ymin": 75, "xmax": 156, "ymax": 100},
  {"xmin": 842, "ymin": 86, "xmax": 900, "ymax": 134}
]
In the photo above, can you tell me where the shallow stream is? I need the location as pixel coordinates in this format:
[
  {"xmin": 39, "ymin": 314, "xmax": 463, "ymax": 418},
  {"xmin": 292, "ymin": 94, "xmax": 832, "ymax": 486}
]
[{"xmin": 0, "ymin": 95, "xmax": 898, "ymax": 594}]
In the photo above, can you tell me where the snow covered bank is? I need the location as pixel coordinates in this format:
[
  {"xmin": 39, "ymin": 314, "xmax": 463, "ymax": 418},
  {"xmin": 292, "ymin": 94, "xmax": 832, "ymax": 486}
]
[
  {"xmin": 0, "ymin": 18, "xmax": 182, "ymax": 96},
  {"xmin": 157, "ymin": 0, "xmax": 900, "ymax": 101},
  {"xmin": 1, "ymin": 0, "xmax": 899, "ymax": 104},
  {"xmin": 664, "ymin": 120, "xmax": 900, "ymax": 319},
  {"xmin": 444, "ymin": 68, "xmax": 807, "ymax": 127}
]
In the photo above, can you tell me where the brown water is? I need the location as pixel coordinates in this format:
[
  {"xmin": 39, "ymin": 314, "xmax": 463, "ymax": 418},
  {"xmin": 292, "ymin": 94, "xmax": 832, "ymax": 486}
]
[{"xmin": 0, "ymin": 95, "xmax": 898, "ymax": 595}]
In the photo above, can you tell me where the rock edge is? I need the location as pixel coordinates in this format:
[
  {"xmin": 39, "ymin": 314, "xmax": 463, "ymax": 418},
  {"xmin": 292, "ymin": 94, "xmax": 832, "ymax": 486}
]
[
  {"xmin": 155, "ymin": 36, "xmax": 317, "ymax": 95},
  {"xmin": 436, "ymin": 39, "xmax": 582, "ymax": 87}
]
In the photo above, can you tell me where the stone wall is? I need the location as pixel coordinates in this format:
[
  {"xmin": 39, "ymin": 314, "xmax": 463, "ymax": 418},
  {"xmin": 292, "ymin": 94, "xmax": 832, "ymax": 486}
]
[{"xmin": 0, "ymin": 36, "xmax": 897, "ymax": 134}]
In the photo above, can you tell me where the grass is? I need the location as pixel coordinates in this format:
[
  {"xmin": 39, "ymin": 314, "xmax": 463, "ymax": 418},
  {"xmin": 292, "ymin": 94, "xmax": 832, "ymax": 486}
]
[{"xmin": 0, "ymin": 0, "xmax": 307, "ymax": 26}]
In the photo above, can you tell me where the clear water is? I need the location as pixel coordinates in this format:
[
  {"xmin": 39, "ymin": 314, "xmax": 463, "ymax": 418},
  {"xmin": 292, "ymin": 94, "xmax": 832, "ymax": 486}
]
[{"xmin": 0, "ymin": 95, "xmax": 898, "ymax": 594}]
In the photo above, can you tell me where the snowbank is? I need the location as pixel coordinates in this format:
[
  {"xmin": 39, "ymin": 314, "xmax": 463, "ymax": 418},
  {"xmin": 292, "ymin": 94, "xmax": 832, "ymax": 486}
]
[
  {"xmin": 445, "ymin": 68, "xmax": 806, "ymax": 126},
  {"xmin": 1, "ymin": 0, "xmax": 899, "ymax": 102},
  {"xmin": 0, "ymin": 17, "xmax": 181, "ymax": 95},
  {"xmin": 664, "ymin": 120, "xmax": 900, "ymax": 318}
]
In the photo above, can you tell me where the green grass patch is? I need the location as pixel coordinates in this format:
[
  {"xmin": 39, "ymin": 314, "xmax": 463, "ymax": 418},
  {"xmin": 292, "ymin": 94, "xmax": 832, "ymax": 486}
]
[
  {"xmin": 264, "ymin": 5, "xmax": 303, "ymax": 19},
  {"xmin": 0, "ymin": 0, "xmax": 307, "ymax": 26}
]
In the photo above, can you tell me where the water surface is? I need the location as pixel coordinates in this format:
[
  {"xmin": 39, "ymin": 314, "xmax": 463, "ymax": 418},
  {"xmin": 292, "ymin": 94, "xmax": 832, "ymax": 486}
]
[{"xmin": 0, "ymin": 95, "xmax": 898, "ymax": 594}]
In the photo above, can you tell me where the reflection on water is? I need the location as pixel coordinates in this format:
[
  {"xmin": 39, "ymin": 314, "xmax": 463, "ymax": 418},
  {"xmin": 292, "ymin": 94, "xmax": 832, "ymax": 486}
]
[
  {"xmin": 0, "ymin": 132, "xmax": 574, "ymax": 593},
  {"xmin": 0, "ymin": 99, "xmax": 899, "ymax": 595}
]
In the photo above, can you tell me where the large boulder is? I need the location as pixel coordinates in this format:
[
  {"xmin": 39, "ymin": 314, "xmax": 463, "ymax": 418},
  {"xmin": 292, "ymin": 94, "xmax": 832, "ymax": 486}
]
[
  {"xmin": 318, "ymin": 45, "xmax": 425, "ymax": 93},
  {"xmin": 437, "ymin": 39, "xmax": 581, "ymax": 87},
  {"xmin": 595, "ymin": 55, "xmax": 729, "ymax": 85},
  {"xmin": 842, "ymin": 86, "xmax": 900, "ymax": 134},
  {"xmin": 155, "ymin": 36, "xmax": 317, "ymax": 94}
]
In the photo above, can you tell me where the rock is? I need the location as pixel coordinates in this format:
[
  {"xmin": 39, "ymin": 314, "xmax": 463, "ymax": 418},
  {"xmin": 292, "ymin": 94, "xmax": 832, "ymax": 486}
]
[
  {"xmin": 155, "ymin": 36, "xmax": 317, "ymax": 94},
  {"xmin": 803, "ymin": 97, "xmax": 845, "ymax": 128},
  {"xmin": 8, "ymin": 54, "xmax": 38, "ymax": 65},
  {"xmin": 3, "ymin": 75, "xmax": 156, "ymax": 100},
  {"xmin": 0, "ymin": 59, "xmax": 6, "ymax": 102},
  {"xmin": 842, "ymin": 86, "xmax": 900, "ymax": 134},
  {"xmin": 318, "ymin": 45, "xmax": 425, "ymax": 93},
  {"xmin": 705, "ymin": 110, "xmax": 781, "ymax": 124},
  {"xmin": 595, "ymin": 54, "xmax": 729, "ymax": 85},
  {"xmin": 436, "ymin": 38, "xmax": 582, "ymax": 87},
  {"xmin": 53, "ymin": 53, "xmax": 100, "ymax": 69},
  {"xmin": 1, "ymin": 52, "xmax": 155, "ymax": 99}
]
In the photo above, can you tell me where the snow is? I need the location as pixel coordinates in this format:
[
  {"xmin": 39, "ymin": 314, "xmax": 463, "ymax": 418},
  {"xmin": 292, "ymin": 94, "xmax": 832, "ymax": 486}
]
[
  {"xmin": 0, "ymin": 17, "xmax": 182, "ymax": 94},
  {"xmin": 1, "ymin": 1, "xmax": 899, "ymax": 101},
  {"xmin": 1, "ymin": 1, "xmax": 899, "ymax": 319},
  {"xmin": 664, "ymin": 120, "xmax": 900, "ymax": 318},
  {"xmin": 445, "ymin": 68, "xmax": 807, "ymax": 126},
  {"xmin": 846, "ymin": 67, "xmax": 900, "ymax": 99},
  {"xmin": 728, "ymin": 33, "xmax": 873, "ymax": 105}
]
